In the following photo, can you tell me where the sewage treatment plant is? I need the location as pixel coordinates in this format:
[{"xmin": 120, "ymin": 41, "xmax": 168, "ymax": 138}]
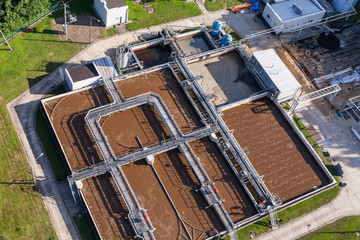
[{"xmin": 41, "ymin": 28, "xmax": 336, "ymax": 239}]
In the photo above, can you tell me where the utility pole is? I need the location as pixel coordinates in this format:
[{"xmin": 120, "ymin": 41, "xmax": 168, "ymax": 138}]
[
  {"xmin": 0, "ymin": 30, "xmax": 13, "ymax": 51},
  {"xmin": 89, "ymin": 16, "xmax": 100, "ymax": 44},
  {"xmin": 62, "ymin": 1, "xmax": 68, "ymax": 35},
  {"xmin": 33, "ymin": 153, "xmax": 44, "ymax": 185},
  {"xmin": 227, "ymin": 0, "xmax": 234, "ymax": 29}
]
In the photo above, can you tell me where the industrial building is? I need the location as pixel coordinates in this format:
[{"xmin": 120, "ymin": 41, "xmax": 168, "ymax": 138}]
[
  {"xmin": 64, "ymin": 56, "xmax": 117, "ymax": 90},
  {"xmin": 94, "ymin": 0, "xmax": 129, "ymax": 27},
  {"xmin": 41, "ymin": 28, "xmax": 336, "ymax": 239},
  {"xmin": 251, "ymin": 49, "xmax": 301, "ymax": 102},
  {"xmin": 262, "ymin": 0, "xmax": 326, "ymax": 34}
]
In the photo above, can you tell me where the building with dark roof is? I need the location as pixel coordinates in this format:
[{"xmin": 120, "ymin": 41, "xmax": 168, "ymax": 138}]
[{"xmin": 64, "ymin": 56, "xmax": 118, "ymax": 90}]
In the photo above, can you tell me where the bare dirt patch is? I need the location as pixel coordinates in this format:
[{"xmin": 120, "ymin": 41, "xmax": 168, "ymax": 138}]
[{"xmin": 51, "ymin": 14, "xmax": 102, "ymax": 43}]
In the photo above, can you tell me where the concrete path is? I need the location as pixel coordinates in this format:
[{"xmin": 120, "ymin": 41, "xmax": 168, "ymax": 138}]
[
  {"xmin": 7, "ymin": 69, "xmax": 81, "ymax": 240},
  {"xmin": 256, "ymin": 102, "xmax": 360, "ymax": 240},
  {"xmin": 195, "ymin": 0, "xmax": 211, "ymax": 16}
]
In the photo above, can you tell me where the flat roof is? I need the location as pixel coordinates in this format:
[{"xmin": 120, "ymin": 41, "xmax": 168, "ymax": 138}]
[
  {"xmin": 270, "ymin": 0, "xmax": 324, "ymax": 21},
  {"xmin": 253, "ymin": 49, "xmax": 300, "ymax": 93},
  {"xmin": 67, "ymin": 63, "xmax": 99, "ymax": 83},
  {"xmin": 105, "ymin": 0, "xmax": 127, "ymax": 9},
  {"xmin": 92, "ymin": 56, "xmax": 118, "ymax": 79}
]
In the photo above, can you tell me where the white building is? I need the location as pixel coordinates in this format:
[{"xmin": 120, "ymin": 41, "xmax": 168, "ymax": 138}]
[
  {"xmin": 251, "ymin": 49, "xmax": 301, "ymax": 102},
  {"xmin": 262, "ymin": 0, "xmax": 326, "ymax": 34},
  {"xmin": 65, "ymin": 56, "xmax": 118, "ymax": 91},
  {"xmin": 94, "ymin": 0, "xmax": 129, "ymax": 27}
]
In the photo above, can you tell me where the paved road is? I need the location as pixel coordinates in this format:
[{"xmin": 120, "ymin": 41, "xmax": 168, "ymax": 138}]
[{"xmin": 257, "ymin": 102, "xmax": 360, "ymax": 240}]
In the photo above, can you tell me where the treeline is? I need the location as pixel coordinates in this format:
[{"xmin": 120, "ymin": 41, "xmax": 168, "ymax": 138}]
[{"xmin": 0, "ymin": 0, "xmax": 53, "ymax": 33}]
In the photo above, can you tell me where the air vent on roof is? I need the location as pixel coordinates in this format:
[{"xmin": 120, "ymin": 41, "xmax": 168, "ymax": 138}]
[{"xmin": 294, "ymin": 4, "xmax": 303, "ymax": 15}]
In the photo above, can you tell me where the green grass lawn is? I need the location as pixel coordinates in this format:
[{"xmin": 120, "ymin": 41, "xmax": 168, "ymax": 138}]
[
  {"xmin": 205, "ymin": 0, "xmax": 245, "ymax": 12},
  {"xmin": 99, "ymin": 28, "xmax": 117, "ymax": 39},
  {"xmin": 73, "ymin": 216, "xmax": 97, "ymax": 240},
  {"xmin": 125, "ymin": 0, "xmax": 202, "ymax": 31},
  {"xmin": 300, "ymin": 216, "xmax": 360, "ymax": 240},
  {"xmin": 0, "ymin": 9, "xmax": 85, "ymax": 239}
]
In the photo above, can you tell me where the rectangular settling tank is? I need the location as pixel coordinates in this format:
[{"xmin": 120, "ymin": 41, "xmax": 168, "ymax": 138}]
[{"xmin": 222, "ymin": 98, "xmax": 330, "ymax": 202}]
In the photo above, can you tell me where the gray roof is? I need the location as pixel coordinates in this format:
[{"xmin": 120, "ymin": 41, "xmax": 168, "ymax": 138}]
[
  {"xmin": 253, "ymin": 49, "xmax": 301, "ymax": 92},
  {"xmin": 270, "ymin": 0, "xmax": 324, "ymax": 21},
  {"xmin": 105, "ymin": 0, "xmax": 127, "ymax": 9},
  {"xmin": 67, "ymin": 64, "xmax": 99, "ymax": 83},
  {"xmin": 92, "ymin": 56, "xmax": 118, "ymax": 79}
]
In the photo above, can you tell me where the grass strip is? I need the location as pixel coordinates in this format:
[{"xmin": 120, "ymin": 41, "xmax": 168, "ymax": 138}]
[
  {"xmin": 73, "ymin": 216, "xmax": 97, "ymax": 240},
  {"xmin": 205, "ymin": 0, "xmax": 245, "ymax": 12},
  {"xmin": 300, "ymin": 216, "xmax": 360, "ymax": 240},
  {"xmin": 126, "ymin": 0, "xmax": 201, "ymax": 31}
]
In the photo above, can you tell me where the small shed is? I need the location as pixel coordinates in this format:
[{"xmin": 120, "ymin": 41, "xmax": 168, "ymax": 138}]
[
  {"xmin": 65, "ymin": 56, "xmax": 118, "ymax": 91},
  {"xmin": 251, "ymin": 49, "xmax": 301, "ymax": 102},
  {"xmin": 262, "ymin": 0, "xmax": 326, "ymax": 34},
  {"xmin": 94, "ymin": 0, "xmax": 129, "ymax": 27}
]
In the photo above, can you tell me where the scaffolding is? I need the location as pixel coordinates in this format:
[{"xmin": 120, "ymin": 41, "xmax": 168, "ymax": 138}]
[
  {"xmin": 289, "ymin": 84, "xmax": 341, "ymax": 113},
  {"xmin": 341, "ymin": 95, "xmax": 360, "ymax": 120}
]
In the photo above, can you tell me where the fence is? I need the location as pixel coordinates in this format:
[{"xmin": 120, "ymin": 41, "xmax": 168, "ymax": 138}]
[{"xmin": 0, "ymin": 2, "xmax": 60, "ymax": 46}]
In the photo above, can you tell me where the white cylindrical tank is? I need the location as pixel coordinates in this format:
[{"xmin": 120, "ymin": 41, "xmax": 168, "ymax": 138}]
[
  {"xmin": 332, "ymin": 0, "xmax": 358, "ymax": 13},
  {"xmin": 120, "ymin": 52, "xmax": 129, "ymax": 69}
]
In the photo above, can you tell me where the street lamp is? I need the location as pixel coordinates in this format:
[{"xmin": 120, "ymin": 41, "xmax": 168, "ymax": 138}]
[
  {"xmin": 89, "ymin": 16, "xmax": 100, "ymax": 44},
  {"xmin": 32, "ymin": 153, "xmax": 44, "ymax": 185},
  {"xmin": 62, "ymin": 1, "xmax": 68, "ymax": 35}
]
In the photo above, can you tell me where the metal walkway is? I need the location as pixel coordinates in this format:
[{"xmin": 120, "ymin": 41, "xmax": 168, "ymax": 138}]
[
  {"xmin": 85, "ymin": 92, "xmax": 182, "ymax": 166},
  {"xmin": 83, "ymin": 77, "xmax": 160, "ymax": 240},
  {"xmin": 74, "ymin": 50, "xmax": 281, "ymax": 238},
  {"xmin": 179, "ymin": 143, "xmax": 234, "ymax": 231},
  {"xmin": 110, "ymin": 167, "xmax": 156, "ymax": 239},
  {"xmin": 289, "ymin": 84, "xmax": 341, "ymax": 113},
  {"xmin": 72, "ymin": 125, "xmax": 219, "ymax": 181},
  {"xmin": 298, "ymin": 84, "xmax": 341, "ymax": 103},
  {"xmin": 173, "ymin": 57, "xmax": 280, "ymax": 211},
  {"xmin": 103, "ymin": 77, "xmax": 123, "ymax": 103}
]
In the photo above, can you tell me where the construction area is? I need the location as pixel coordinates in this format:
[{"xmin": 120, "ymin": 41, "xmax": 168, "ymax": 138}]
[
  {"xmin": 283, "ymin": 23, "xmax": 360, "ymax": 112},
  {"xmin": 41, "ymin": 28, "xmax": 336, "ymax": 239}
]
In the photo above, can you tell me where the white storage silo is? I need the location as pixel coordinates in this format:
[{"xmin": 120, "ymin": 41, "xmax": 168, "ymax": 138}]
[{"xmin": 332, "ymin": 0, "xmax": 358, "ymax": 12}]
